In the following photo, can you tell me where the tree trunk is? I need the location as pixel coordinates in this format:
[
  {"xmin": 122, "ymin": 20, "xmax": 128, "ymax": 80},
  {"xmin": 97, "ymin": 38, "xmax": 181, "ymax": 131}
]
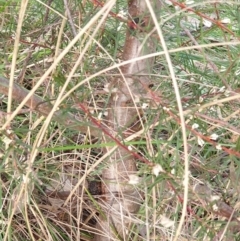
[{"xmin": 95, "ymin": 1, "xmax": 161, "ymax": 240}]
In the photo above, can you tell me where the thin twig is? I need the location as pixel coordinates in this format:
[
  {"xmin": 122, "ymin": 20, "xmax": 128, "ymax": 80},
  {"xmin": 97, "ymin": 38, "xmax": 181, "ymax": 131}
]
[{"xmin": 63, "ymin": 0, "xmax": 77, "ymax": 37}]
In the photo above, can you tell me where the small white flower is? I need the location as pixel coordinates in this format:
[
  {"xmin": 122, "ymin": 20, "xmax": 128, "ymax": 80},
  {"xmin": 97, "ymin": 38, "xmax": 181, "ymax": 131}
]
[
  {"xmin": 219, "ymin": 86, "xmax": 226, "ymax": 92},
  {"xmin": 212, "ymin": 204, "xmax": 218, "ymax": 211},
  {"xmin": 203, "ymin": 19, "xmax": 212, "ymax": 28},
  {"xmin": 152, "ymin": 164, "xmax": 165, "ymax": 177},
  {"xmin": 235, "ymin": 69, "xmax": 240, "ymax": 76},
  {"xmin": 224, "ymin": 90, "xmax": 230, "ymax": 97},
  {"xmin": 171, "ymin": 169, "xmax": 175, "ymax": 175},
  {"xmin": 97, "ymin": 112, "xmax": 103, "ymax": 120},
  {"xmin": 210, "ymin": 195, "xmax": 220, "ymax": 201},
  {"xmin": 23, "ymin": 175, "xmax": 30, "ymax": 184},
  {"xmin": 186, "ymin": 0, "xmax": 194, "ymax": 5},
  {"xmin": 142, "ymin": 103, "xmax": 149, "ymax": 109},
  {"xmin": 210, "ymin": 87, "xmax": 217, "ymax": 94},
  {"xmin": 164, "ymin": 0, "xmax": 173, "ymax": 5},
  {"xmin": 163, "ymin": 106, "xmax": 170, "ymax": 111},
  {"xmin": 220, "ymin": 65, "xmax": 227, "ymax": 72},
  {"xmin": 192, "ymin": 123, "xmax": 199, "ymax": 129},
  {"xmin": 128, "ymin": 145, "xmax": 133, "ymax": 151},
  {"xmin": 6, "ymin": 129, "xmax": 12, "ymax": 134},
  {"xmin": 103, "ymin": 84, "xmax": 110, "ymax": 93},
  {"xmin": 159, "ymin": 215, "xmax": 175, "ymax": 228},
  {"xmin": 128, "ymin": 175, "xmax": 140, "ymax": 185},
  {"xmin": 221, "ymin": 18, "xmax": 231, "ymax": 24},
  {"xmin": 175, "ymin": 6, "xmax": 180, "ymax": 11},
  {"xmin": 197, "ymin": 136, "xmax": 205, "ymax": 146},
  {"xmin": 216, "ymin": 144, "xmax": 222, "ymax": 150},
  {"xmin": 103, "ymin": 111, "xmax": 108, "ymax": 117},
  {"xmin": 134, "ymin": 95, "xmax": 140, "ymax": 103},
  {"xmin": 117, "ymin": 22, "xmax": 124, "ymax": 31},
  {"xmin": 2, "ymin": 135, "xmax": 12, "ymax": 145},
  {"xmin": 103, "ymin": 83, "xmax": 118, "ymax": 93},
  {"xmin": 210, "ymin": 133, "xmax": 219, "ymax": 140},
  {"xmin": 199, "ymin": 96, "xmax": 204, "ymax": 103},
  {"xmin": 116, "ymin": 10, "xmax": 127, "ymax": 18}
]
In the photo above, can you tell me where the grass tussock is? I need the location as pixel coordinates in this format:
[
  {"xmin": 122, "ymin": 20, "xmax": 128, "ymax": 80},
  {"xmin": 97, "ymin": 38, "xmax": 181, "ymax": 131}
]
[{"xmin": 1, "ymin": 0, "xmax": 240, "ymax": 240}]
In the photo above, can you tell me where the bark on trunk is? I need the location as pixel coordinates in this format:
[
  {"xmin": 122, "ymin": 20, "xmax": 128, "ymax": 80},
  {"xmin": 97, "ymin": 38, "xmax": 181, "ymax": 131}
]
[{"xmin": 95, "ymin": 1, "xmax": 161, "ymax": 240}]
